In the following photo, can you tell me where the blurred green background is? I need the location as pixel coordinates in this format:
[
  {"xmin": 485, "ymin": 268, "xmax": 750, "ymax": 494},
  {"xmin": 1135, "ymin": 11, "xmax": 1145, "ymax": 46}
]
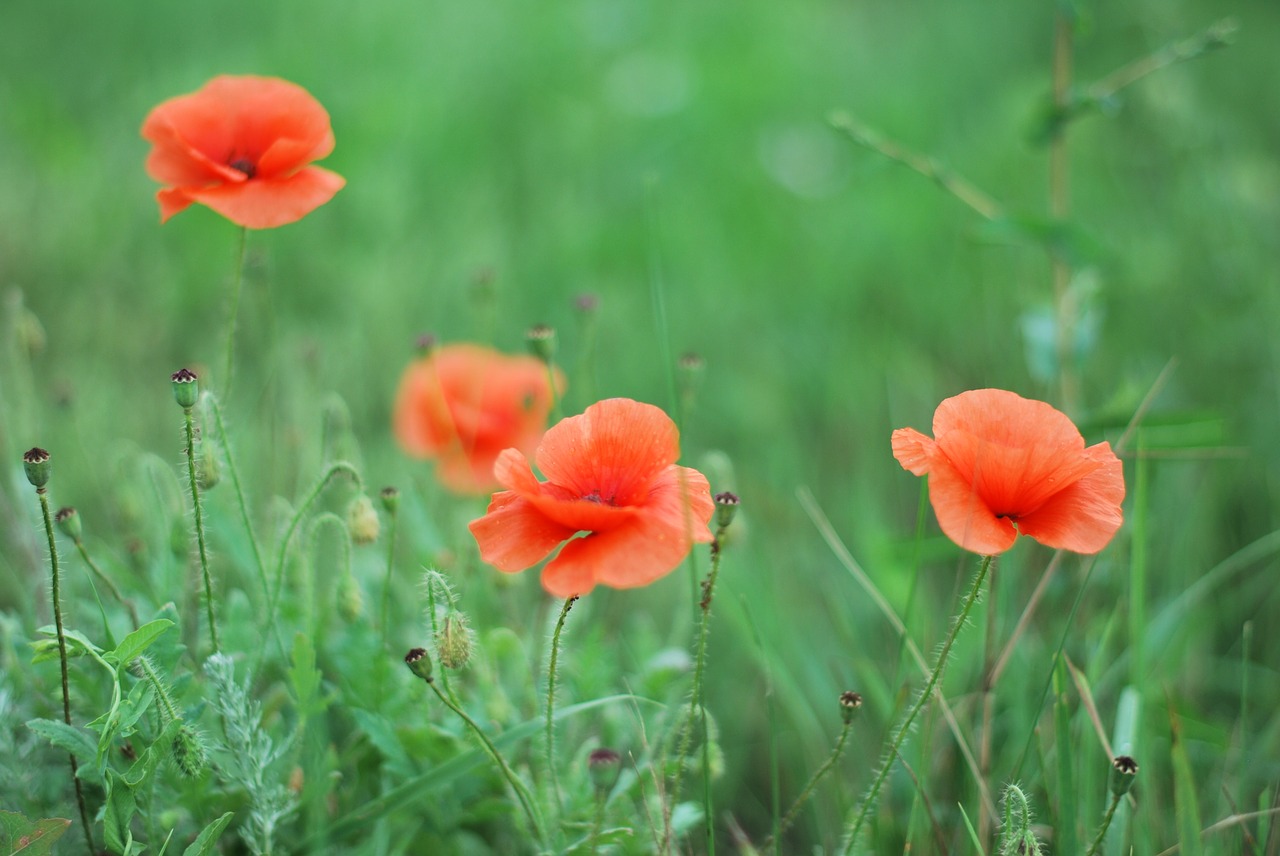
[{"xmin": 3, "ymin": 0, "xmax": 1279, "ymax": 849}]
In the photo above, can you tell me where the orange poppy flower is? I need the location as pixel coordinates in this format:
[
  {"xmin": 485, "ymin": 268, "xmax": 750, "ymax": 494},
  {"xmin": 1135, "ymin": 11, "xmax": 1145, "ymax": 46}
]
[
  {"xmin": 468, "ymin": 398, "xmax": 715, "ymax": 597},
  {"xmin": 394, "ymin": 344, "xmax": 564, "ymax": 495},
  {"xmin": 141, "ymin": 75, "xmax": 345, "ymax": 229},
  {"xmin": 892, "ymin": 389, "xmax": 1124, "ymax": 556}
]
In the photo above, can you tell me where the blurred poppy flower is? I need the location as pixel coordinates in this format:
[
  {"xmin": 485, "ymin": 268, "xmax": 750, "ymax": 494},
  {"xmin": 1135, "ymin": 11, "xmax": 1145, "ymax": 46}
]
[
  {"xmin": 141, "ymin": 75, "xmax": 345, "ymax": 228},
  {"xmin": 892, "ymin": 388, "xmax": 1124, "ymax": 555},
  {"xmin": 394, "ymin": 343, "xmax": 564, "ymax": 495},
  {"xmin": 469, "ymin": 398, "xmax": 715, "ymax": 597}
]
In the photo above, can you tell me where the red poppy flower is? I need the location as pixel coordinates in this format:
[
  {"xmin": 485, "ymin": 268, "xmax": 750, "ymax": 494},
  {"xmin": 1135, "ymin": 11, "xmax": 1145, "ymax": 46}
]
[
  {"xmin": 141, "ymin": 75, "xmax": 345, "ymax": 229},
  {"xmin": 892, "ymin": 389, "xmax": 1124, "ymax": 556},
  {"xmin": 394, "ymin": 344, "xmax": 564, "ymax": 495},
  {"xmin": 468, "ymin": 398, "xmax": 715, "ymax": 597}
]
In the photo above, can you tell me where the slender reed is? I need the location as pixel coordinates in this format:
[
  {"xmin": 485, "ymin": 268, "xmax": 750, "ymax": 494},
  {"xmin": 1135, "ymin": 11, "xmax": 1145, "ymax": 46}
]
[
  {"xmin": 24, "ymin": 449, "xmax": 95, "ymax": 854},
  {"xmin": 222, "ymin": 225, "xmax": 248, "ymax": 397},
  {"xmin": 544, "ymin": 595, "xmax": 578, "ymax": 818},
  {"xmin": 841, "ymin": 554, "xmax": 993, "ymax": 854},
  {"xmin": 174, "ymin": 371, "xmax": 219, "ymax": 653},
  {"xmin": 404, "ymin": 649, "xmax": 545, "ymax": 846}
]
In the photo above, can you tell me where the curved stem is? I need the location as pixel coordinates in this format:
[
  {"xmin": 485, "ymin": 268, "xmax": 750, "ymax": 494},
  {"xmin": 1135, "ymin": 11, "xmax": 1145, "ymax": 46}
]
[
  {"xmin": 842, "ymin": 554, "xmax": 992, "ymax": 854},
  {"xmin": 545, "ymin": 596, "xmax": 577, "ymax": 820},
  {"xmin": 222, "ymin": 225, "xmax": 248, "ymax": 398},
  {"xmin": 764, "ymin": 720, "xmax": 853, "ymax": 850},
  {"xmin": 38, "ymin": 491, "xmax": 95, "ymax": 853},
  {"xmin": 183, "ymin": 407, "xmax": 219, "ymax": 654},
  {"xmin": 73, "ymin": 537, "xmax": 140, "ymax": 629},
  {"xmin": 136, "ymin": 656, "xmax": 181, "ymax": 724},
  {"xmin": 1085, "ymin": 792, "xmax": 1123, "ymax": 856},
  {"xmin": 425, "ymin": 677, "xmax": 545, "ymax": 845}
]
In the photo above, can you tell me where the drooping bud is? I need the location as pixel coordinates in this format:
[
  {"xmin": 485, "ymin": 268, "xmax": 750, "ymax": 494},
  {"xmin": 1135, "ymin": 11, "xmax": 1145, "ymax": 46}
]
[
  {"xmin": 54, "ymin": 507, "xmax": 82, "ymax": 541},
  {"xmin": 337, "ymin": 573, "xmax": 364, "ymax": 622},
  {"xmin": 714, "ymin": 492, "xmax": 740, "ymax": 530},
  {"xmin": 587, "ymin": 748, "xmax": 622, "ymax": 795},
  {"xmin": 197, "ymin": 441, "xmax": 222, "ymax": 490},
  {"xmin": 379, "ymin": 486, "xmax": 400, "ymax": 515},
  {"xmin": 171, "ymin": 369, "xmax": 199, "ymax": 409},
  {"xmin": 839, "ymin": 691, "xmax": 863, "ymax": 724},
  {"xmin": 347, "ymin": 494, "xmax": 380, "ymax": 545},
  {"xmin": 437, "ymin": 612, "xmax": 474, "ymax": 670},
  {"xmin": 22, "ymin": 447, "xmax": 50, "ymax": 489},
  {"xmin": 172, "ymin": 724, "xmax": 208, "ymax": 778},
  {"xmin": 404, "ymin": 647, "xmax": 434, "ymax": 681},
  {"xmin": 526, "ymin": 324, "xmax": 557, "ymax": 363},
  {"xmin": 1110, "ymin": 755, "xmax": 1138, "ymax": 796}
]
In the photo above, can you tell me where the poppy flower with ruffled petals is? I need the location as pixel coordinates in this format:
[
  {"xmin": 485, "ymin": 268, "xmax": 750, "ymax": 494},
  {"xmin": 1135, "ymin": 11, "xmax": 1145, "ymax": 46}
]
[
  {"xmin": 892, "ymin": 388, "xmax": 1124, "ymax": 556},
  {"xmin": 394, "ymin": 344, "xmax": 564, "ymax": 495},
  {"xmin": 142, "ymin": 75, "xmax": 345, "ymax": 228},
  {"xmin": 469, "ymin": 398, "xmax": 715, "ymax": 597}
]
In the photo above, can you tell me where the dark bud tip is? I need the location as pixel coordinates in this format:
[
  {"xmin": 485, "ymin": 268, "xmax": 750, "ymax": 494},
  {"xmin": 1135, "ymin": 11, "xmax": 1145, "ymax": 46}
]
[
  {"xmin": 587, "ymin": 747, "xmax": 623, "ymax": 794},
  {"xmin": 1110, "ymin": 755, "xmax": 1138, "ymax": 795},
  {"xmin": 23, "ymin": 447, "xmax": 51, "ymax": 488},
  {"xmin": 404, "ymin": 647, "xmax": 434, "ymax": 681},
  {"xmin": 55, "ymin": 507, "xmax": 82, "ymax": 540},
  {"xmin": 526, "ymin": 324, "xmax": 557, "ymax": 362},
  {"xmin": 414, "ymin": 333, "xmax": 437, "ymax": 356},
  {"xmin": 379, "ymin": 486, "xmax": 400, "ymax": 514},
  {"xmin": 171, "ymin": 368, "xmax": 199, "ymax": 408},
  {"xmin": 839, "ymin": 691, "xmax": 863, "ymax": 723},
  {"xmin": 714, "ymin": 492, "xmax": 740, "ymax": 530},
  {"xmin": 574, "ymin": 293, "xmax": 600, "ymax": 313}
]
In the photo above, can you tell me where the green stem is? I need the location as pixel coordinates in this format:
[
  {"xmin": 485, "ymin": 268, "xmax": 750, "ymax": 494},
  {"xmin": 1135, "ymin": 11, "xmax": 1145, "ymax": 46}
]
[
  {"xmin": 378, "ymin": 503, "xmax": 399, "ymax": 699},
  {"xmin": 204, "ymin": 392, "xmax": 269, "ymax": 609},
  {"xmin": 841, "ymin": 554, "xmax": 992, "ymax": 854},
  {"xmin": 544, "ymin": 360, "xmax": 562, "ymax": 424},
  {"xmin": 1085, "ymin": 792, "xmax": 1123, "ymax": 856},
  {"xmin": 38, "ymin": 491, "xmax": 95, "ymax": 854},
  {"xmin": 183, "ymin": 407, "xmax": 219, "ymax": 654},
  {"xmin": 424, "ymin": 677, "xmax": 545, "ymax": 845},
  {"xmin": 587, "ymin": 794, "xmax": 608, "ymax": 856},
  {"xmin": 222, "ymin": 225, "xmax": 248, "ymax": 397},
  {"xmin": 73, "ymin": 537, "xmax": 140, "ymax": 629},
  {"xmin": 424, "ymin": 573, "xmax": 456, "ymax": 702},
  {"xmin": 545, "ymin": 596, "xmax": 577, "ymax": 820},
  {"xmin": 765, "ymin": 720, "xmax": 854, "ymax": 850},
  {"xmin": 136, "ymin": 656, "xmax": 182, "ymax": 724}
]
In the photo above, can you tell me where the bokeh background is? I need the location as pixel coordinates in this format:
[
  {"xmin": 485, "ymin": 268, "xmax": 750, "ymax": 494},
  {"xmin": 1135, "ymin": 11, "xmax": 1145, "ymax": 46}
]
[{"xmin": 3, "ymin": 0, "xmax": 1279, "ymax": 849}]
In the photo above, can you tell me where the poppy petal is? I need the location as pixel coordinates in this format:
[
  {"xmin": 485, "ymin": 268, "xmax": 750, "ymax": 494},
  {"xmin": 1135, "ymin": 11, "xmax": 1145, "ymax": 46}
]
[
  {"xmin": 891, "ymin": 427, "xmax": 935, "ymax": 476},
  {"xmin": 937, "ymin": 429, "xmax": 1102, "ymax": 519},
  {"xmin": 925, "ymin": 452, "xmax": 1019, "ymax": 555},
  {"xmin": 540, "ymin": 538, "xmax": 602, "ymax": 597},
  {"xmin": 1016, "ymin": 442, "xmax": 1125, "ymax": 553},
  {"xmin": 469, "ymin": 492, "xmax": 576, "ymax": 572},
  {"xmin": 156, "ymin": 188, "xmax": 195, "ymax": 223},
  {"xmin": 183, "ymin": 166, "xmax": 345, "ymax": 229},
  {"xmin": 535, "ymin": 398, "xmax": 680, "ymax": 506}
]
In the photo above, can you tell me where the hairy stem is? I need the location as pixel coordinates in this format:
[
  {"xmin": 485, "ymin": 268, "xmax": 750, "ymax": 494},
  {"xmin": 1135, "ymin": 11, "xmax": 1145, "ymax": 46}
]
[
  {"xmin": 183, "ymin": 407, "xmax": 219, "ymax": 654},
  {"xmin": 545, "ymin": 596, "xmax": 578, "ymax": 819},
  {"xmin": 1085, "ymin": 792, "xmax": 1123, "ymax": 856},
  {"xmin": 764, "ymin": 719, "xmax": 853, "ymax": 850}
]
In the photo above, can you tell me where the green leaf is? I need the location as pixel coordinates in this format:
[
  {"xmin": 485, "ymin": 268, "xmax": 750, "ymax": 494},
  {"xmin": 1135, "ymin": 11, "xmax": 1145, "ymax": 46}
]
[
  {"xmin": 0, "ymin": 810, "xmax": 72, "ymax": 856},
  {"xmin": 25, "ymin": 718, "xmax": 100, "ymax": 775},
  {"xmin": 35, "ymin": 625, "xmax": 102, "ymax": 656},
  {"xmin": 103, "ymin": 770, "xmax": 138, "ymax": 855},
  {"xmin": 289, "ymin": 632, "xmax": 326, "ymax": 717},
  {"xmin": 182, "ymin": 812, "xmax": 235, "ymax": 856},
  {"xmin": 109, "ymin": 619, "xmax": 175, "ymax": 668},
  {"xmin": 1170, "ymin": 705, "xmax": 1204, "ymax": 856}
]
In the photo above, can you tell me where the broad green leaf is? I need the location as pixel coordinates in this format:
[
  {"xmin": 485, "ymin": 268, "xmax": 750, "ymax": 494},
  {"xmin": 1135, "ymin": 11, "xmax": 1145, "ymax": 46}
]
[
  {"xmin": 182, "ymin": 812, "xmax": 234, "ymax": 856},
  {"xmin": 26, "ymin": 718, "xmax": 99, "ymax": 773},
  {"xmin": 103, "ymin": 770, "xmax": 137, "ymax": 855},
  {"xmin": 0, "ymin": 810, "xmax": 72, "ymax": 856},
  {"xmin": 109, "ymin": 619, "xmax": 174, "ymax": 668}
]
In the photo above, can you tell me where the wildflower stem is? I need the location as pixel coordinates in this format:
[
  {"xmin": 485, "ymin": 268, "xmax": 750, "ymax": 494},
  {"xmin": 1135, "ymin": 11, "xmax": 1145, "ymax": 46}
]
[
  {"xmin": 36, "ymin": 490, "xmax": 96, "ymax": 854},
  {"xmin": 423, "ymin": 676, "xmax": 545, "ymax": 845},
  {"xmin": 1085, "ymin": 792, "xmax": 1124, "ymax": 856},
  {"xmin": 183, "ymin": 406, "xmax": 219, "ymax": 654},
  {"xmin": 545, "ymin": 595, "xmax": 577, "ymax": 819},
  {"xmin": 841, "ymin": 554, "xmax": 992, "ymax": 854},
  {"xmin": 424, "ymin": 573, "xmax": 456, "ymax": 703},
  {"xmin": 222, "ymin": 224, "xmax": 248, "ymax": 397},
  {"xmin": 587, "ymin": 793, "xmax": 608, "ymax": 856},
  {"xmin": 136, "ymin": 656, "xmax": 182, "ymax": 724},
  {"xmin": 378, "ymin": 498, "xmax": 399, "ymax": 694},
  {"xmin": 764, "ymin": 718, "xmax": 854, "ymax": 850},
  {"xmin": 72, "ymin": 536, "xmax": 141, "ymax": 630},
  {"xmin": 204, "ymin": 392, "xmax": 270, "ymax": 609}
]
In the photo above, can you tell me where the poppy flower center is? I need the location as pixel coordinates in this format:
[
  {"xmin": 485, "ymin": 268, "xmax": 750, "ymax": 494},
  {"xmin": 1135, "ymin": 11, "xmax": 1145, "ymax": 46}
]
[
  {"xmin": 581, "ymin": 490, "xmax": 616, "ymax": 506},
  {"xmin": 229, "ymin": 157, "xmax": 256, "ymax": 178}
]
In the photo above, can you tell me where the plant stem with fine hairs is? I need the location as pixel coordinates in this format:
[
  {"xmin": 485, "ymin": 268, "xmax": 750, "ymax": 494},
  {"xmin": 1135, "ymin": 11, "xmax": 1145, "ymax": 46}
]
[
  {"xmin": 545, "ymin": 595, "xmax": 578, "ymax": 819},
  {"xmin": 183, "ymin": 406, "xmax": 219, "ymax": 654}
]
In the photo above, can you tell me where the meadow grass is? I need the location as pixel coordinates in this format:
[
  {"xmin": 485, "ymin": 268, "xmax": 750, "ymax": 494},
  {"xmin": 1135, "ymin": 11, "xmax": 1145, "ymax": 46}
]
[{"xmin": 2, "ymin": 1, "xmax": 1279, "ymax": 853}]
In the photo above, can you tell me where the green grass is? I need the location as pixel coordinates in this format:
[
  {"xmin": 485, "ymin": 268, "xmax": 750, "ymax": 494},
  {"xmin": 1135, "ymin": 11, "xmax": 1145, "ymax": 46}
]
[{"xmin": 2, "ymin": 1, "xmax": 1280, "ymax": 853}]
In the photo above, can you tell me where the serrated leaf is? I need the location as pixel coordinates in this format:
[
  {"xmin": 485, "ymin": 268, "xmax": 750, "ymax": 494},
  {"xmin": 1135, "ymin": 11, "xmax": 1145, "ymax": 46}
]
[
  {"xmin": 26, "ymin": 718, "xmax": 99, "ymax": 771},
  {"xmin": 36, "ymin": 625, "xmax": 102, "ymax": 656},
  {"xmin": 109, "ymin": 619, "xmax": 174, "ymax": 668},
  {"xmin": 182, "ymin": 811, "xmax": 234, "ymax": 856},
  {"xmin": 0, "ymin": 810, "xmax": 72, "ymax": 856}
]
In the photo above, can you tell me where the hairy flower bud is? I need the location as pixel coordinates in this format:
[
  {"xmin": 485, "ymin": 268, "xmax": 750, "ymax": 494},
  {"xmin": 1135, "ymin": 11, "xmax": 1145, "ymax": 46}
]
[
  {"xmin": 55, "ymin": 507, "xmax": 82, "ymax": 541},
  {"xmin": 404, "ymin": 647, "xmax": 434, "ymax": 681},
  {"xmin": 172, "ymin": 724, "xmax": 208, "ymax": 778},
  {"xmin": 839, "ymin": 691, "xmax": 863, "ymax": 724},
  {"xmin": 1110, "ymin": 755, "xmax": 1138, "ymax": 796},
  {"xmin": 437, "ymin": 612, "xmax": 474, "ymax": 671},
  {"xmin": 171, "ymin": 368, "xmax": 199, "ymax": 409},
  {"xmin": 337, "ymin": 573, "xmax": 364, "ymax": 622},
  {"xmin": 587, "ymin": 748, "xmax": 622, "ymax": 795},
  {"xmin": 347, "ymin": 494, "xmax": 380, "ymax": 545}
]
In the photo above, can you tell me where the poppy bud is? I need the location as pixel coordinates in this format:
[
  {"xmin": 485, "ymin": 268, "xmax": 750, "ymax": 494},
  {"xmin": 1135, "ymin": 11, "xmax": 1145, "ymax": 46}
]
[
  {"xmin": 337, "ymin": 573, "xmax": 364, "ymax": 622},
  {"xmin": 171, "ymin": 369, "xmax": 199, "ymax": 409},
  {"xmin": 347, "ymin": 494, "xmax": 380, "ymax": 545},
  {"xmin": 22, "ymin": 447, "xmax": 51, "ymax": 489},
  {"xmin": 526, "ymin": 324, "xmax": 557, "ymax": 363},
  {"xmin": 839, "ymin": 691, "xmax": 863, "ymax": 724},
  {"xmin": 1110, "ymin": 755, "xmax": 1138, "ymax": 796},
  {"xmin": 169, "ymin": 517, "xmax": 189, "ymax": 559},
  {"xmin": 379, "ymin": 486, "xmax": 400, "ymax": 515},
  {"xmin": 713, "ymin": 492, "xmax": 740, "ymax": 530},
  {"xmin": 437, "ymin": 612, "xmax": 474, "ymax": 670},
  {"xmin": 587, "ymin": 748, "xmax": 622, "ymax": 795},
  {"xmin": 198, "ymin": 442, "xmax": 222, "ymax": 490},
  {"xmin": 404, "ymin": 647, "xmax": 434, "ymax": 681},
  {"xmin": 172, "ymin": 724, "xmax": 208, "ymax": 778},
  {"xmin": 55, "ymin": 507, "xmax": 82, "ymax": 541}
]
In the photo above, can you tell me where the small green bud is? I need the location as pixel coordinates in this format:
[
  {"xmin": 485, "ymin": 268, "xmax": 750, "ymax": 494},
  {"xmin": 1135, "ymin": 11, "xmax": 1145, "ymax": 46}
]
[
  {"xmin": 404, "ymin": 647, "xmax": 434, "ymax": 681},
  {"xmin": 839, "ymin": 690, "xmax": 863, "ymax": 724},
  {"xmin": 171, "ymin": 368, "xmax": 199, "ymax": 409},
  {"xmin": 379, "ymin": 486, "xmax": 400, "ymax": 515},
  {"xmin": 197, "ymin": 442, "xmax": 221, "ymax": 490},
  {"xmin": 587, "ymin": 748, "xmax": 622, "ymax": 795},
  {"xmin": 526, "ymin": 324, "xmax": 557, "ymax": 363},
  {"xmin": 1110, "ymin": 755, "xmax": 1138, "ymax": 796},
  {"xmin": 172, "ymin": 724, "xmax": 208, "ymax": 778},
  {"xmin": 714, "ymin": 491, "xmax": 740, "ymax": 530},
  {"xmin": 347, "ymin": 494, "xmax": 380, "ymax": 545},
  {"xmin": 22, "ymin": 447, "xmax": 50, "ymax": 489},
  {"xmin": 337, "ymin": 573, "xmax": 364, "ymax": 622},
  {"xmin": 437, "ymin": 612, "xmax": 474, "ymax": 670},
  {"xmin": 54, "ymin": 507, "xmax": 82, "ymax": 541}
]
